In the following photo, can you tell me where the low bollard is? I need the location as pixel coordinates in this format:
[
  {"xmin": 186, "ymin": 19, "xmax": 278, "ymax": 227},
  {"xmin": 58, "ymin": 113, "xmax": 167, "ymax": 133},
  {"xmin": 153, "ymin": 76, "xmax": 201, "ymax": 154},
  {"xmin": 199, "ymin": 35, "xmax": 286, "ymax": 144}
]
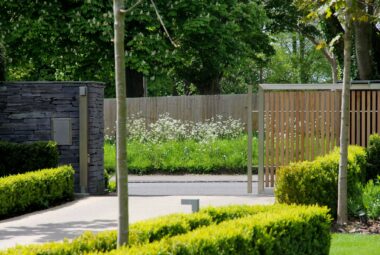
[{"xmin": 181, "ymin": 199, "xmax": 199, "ymax": 213}]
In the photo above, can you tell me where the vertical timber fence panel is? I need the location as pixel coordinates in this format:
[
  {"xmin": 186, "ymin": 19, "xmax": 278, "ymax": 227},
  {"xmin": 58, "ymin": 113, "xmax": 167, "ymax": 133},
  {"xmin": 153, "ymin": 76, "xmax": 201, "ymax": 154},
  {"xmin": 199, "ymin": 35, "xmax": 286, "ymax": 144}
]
[
  {"xmin": 255, "ymin": 83, "xmax": 380, "ymax": 190},
  {"xmin": 104, "ymin": 94, "xmax": 258, "ymax": 137}
]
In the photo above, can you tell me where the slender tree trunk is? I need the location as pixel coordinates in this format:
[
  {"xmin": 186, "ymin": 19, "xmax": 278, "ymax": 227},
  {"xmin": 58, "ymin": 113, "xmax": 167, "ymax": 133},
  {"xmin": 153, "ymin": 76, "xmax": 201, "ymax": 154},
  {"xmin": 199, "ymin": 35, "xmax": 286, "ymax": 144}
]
[
  {"xmin": 331, "ymin": 58, "xmax": 339, "ymax": 84},
  {"xmin": 292, "ymin": 34, "xmax": 298, "ymax": 83},
  {"xmin": 299, "ymin": 34, "xmax": 307, "ymax": 83},
  {"xmin": 355, "ymin": 20, "xmax": 372, "ymax": 80},
  {"xmin": 337, "ymin": 0, "xmax": 353, "ymax": 225},
  {"xmin": 354, "ymin": 0, "xmax": 373, "ymax": 80},
  {"xmin": 113, "ymin": 0, "xmax": 129, "ymax": 246}
]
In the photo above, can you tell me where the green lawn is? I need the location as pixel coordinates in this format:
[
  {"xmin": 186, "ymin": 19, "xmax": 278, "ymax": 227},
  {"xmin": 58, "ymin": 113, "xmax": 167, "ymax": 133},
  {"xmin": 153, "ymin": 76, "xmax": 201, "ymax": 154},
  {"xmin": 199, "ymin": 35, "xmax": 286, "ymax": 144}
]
[{"xmin": 330, "ymin": 234, "xmax": 380, "ymax": 255}]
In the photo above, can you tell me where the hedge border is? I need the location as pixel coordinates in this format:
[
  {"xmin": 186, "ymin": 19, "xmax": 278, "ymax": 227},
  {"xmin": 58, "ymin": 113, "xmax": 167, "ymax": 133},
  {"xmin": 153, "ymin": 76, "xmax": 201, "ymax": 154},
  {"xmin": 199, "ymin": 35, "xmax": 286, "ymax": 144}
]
[
  {"xmin": 0, "ymin": 165, "xmax": 74, "ymax": 218},
  {"xmin": 0, "ymin": 204, "xmax": 331, "ymax": 255}
]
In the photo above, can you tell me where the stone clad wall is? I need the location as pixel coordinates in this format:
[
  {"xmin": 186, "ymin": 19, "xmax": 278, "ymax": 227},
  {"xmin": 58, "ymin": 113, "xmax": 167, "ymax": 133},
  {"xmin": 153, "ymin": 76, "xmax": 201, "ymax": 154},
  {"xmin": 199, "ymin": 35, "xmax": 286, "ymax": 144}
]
[{"xmin": 0, "ymin": 82, "xmax": 105, "ymax": 194}]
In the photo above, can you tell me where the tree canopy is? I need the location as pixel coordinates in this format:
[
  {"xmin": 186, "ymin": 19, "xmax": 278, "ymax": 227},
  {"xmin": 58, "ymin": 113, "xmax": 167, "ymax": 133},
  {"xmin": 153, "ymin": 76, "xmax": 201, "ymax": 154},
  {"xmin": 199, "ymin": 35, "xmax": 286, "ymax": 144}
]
[{"xmin": 0, "ymin": 0, "xmax": 274, "ymax": 95}]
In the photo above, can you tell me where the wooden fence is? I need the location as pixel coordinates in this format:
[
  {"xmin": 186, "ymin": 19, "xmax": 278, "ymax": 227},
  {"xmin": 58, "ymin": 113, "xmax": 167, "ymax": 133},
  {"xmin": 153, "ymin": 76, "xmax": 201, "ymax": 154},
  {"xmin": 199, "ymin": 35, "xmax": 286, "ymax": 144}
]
[
  {"xmin": 252, "ymin": 83, "xmax": 380, "ymax": 192},
  {"xmin": 104, "ymin": 94, "xmax": 258, "ymax": 136}
]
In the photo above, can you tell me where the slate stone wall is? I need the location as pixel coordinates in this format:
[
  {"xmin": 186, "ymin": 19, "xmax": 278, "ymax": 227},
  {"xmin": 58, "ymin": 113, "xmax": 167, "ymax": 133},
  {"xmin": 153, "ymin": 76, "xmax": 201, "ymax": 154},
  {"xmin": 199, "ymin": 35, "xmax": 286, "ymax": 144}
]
[{"xmin": 0, "ymin": 82, "xmax": 105, "ymax": 194}]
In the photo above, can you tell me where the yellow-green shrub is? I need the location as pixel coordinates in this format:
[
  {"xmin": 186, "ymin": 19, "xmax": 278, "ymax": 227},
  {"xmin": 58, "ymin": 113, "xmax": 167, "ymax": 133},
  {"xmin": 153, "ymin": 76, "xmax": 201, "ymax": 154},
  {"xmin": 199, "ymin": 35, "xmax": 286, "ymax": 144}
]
[
  {"xmin": 0, "ymin": 212, "xmax": 212, "ymax": 255},
  {"xmin": 275, "ymin": 146, "xmax": 366, "ymax": 217},
  {"xmin": 0, "ymin": 204, "xmax": 301, "ymax": 255},
  {"xmin": 0, "ymin": 165, "xmax": 74, "ymax": 218},
  {"xmin": 108, "ymin": 205, "xmax": 331, "ymax": 255}
]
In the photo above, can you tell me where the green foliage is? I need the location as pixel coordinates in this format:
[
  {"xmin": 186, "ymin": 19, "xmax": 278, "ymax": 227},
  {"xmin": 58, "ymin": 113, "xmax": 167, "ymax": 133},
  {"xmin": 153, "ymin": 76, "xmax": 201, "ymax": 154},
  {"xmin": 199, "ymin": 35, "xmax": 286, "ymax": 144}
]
[
  {"xmin": 107, "ymin": 180, "xmax": 117, "ymax": 193},
  {"xmin": 265, "ymin": 33, "xmax": 332, "ymax": 84},
  {"xmin": 113, "ymin": 205, "xmax": 331, "ymax": 255},
  {"xmin": 0, "ymin": 141, "xmax": 59, "ymax": 177},
  {"xmin": 104, "ymin": 136, "xmax": 258, "ymax": 174},
  {"xmin": 275, "ymin": 146, "xmax": 366, "ymax": 218},
  {"xmin": 0, "ymin": 166, "xmax": 74, "ymax": 218},
  {"xmin": 362, "ymin": 177, "xmax": 380, "ymax": 219},
  {"xmin": 330, "ymin": 234, "xmax": 380, "ymax": 255},
  {"xmin": 0, "ymin": 204, "xmax": 331, "ymax": 255},
  {"xmin": 0, "ymin": 42, "xmax": 5, "ymax": 81},
  {"xmin": 366, "ymin": 133, "xmax": 380, "ymax": 181},
  {"xmin": 0, "ymin": 0, "xmax": 274, "ymax": 96}
]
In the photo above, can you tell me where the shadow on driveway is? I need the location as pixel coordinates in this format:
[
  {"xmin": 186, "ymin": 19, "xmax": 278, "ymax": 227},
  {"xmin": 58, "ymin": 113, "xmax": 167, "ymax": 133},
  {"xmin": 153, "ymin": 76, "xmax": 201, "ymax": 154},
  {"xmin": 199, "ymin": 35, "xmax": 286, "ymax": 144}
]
[{"xmin": 0, "ymin": 219, "xmax": 117, "ymax": 243}]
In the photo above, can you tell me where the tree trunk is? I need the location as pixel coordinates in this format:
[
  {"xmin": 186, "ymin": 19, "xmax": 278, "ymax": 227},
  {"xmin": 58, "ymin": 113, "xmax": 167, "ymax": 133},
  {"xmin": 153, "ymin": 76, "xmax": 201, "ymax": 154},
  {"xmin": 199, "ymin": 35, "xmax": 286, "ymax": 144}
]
[
  {"xmin": 371, "ymin": 25, "xmax": 380, "ymax": 76},
  {"xmin": 331, "ymin": 58, "xmax": 339, "ymax": 84},
  {"xmin": 198, "ymin": 77, "xmax": 221, "ymax": 95},
  {"xmin": 337, "ymin": 0, "xmax": 353, "ymax": 225},
  {"xmin": 355, "ymin": 20, "xmax": 372, "ymax": 80},
  {"xmin": 125, "ymin": 67, "xmax": 144, "ymax": 97},
  {"xmin": 184, "ymin": 80, "xmax": 191, "ymax": 95},
  {"xmin": 298, "ymin": 34, "xmax": 307, "ymax": 83},
  {"xmin": 113, "ymin": 0, "xmax": 129, "ymax": 246}
]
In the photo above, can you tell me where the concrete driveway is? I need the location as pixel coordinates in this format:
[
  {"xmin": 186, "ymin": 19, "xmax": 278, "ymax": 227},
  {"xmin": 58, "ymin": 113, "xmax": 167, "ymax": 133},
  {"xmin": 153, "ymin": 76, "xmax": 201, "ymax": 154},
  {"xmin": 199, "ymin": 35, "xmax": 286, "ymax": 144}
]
[{"xmin": 0, "ymin": 195, "xmax": 274, "ymax": 250}]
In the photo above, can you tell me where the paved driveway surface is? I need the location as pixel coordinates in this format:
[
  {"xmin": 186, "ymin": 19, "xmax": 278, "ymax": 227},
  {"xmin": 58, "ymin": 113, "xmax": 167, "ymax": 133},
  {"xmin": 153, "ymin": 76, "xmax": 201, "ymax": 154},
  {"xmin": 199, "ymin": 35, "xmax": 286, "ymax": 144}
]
[{"xmin": 0, "ymin": 195, "xmax": 274, "ymax": 249}]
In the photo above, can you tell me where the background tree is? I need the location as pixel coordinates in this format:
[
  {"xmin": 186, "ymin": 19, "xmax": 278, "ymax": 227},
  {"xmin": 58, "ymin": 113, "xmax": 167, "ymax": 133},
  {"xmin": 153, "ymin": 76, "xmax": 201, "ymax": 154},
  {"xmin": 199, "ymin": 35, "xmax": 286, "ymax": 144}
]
[
  {"xmin": 264, "ymin": 0, "xmax": 341, "ymax": 83},
  {"xmin": 0, "ymin": 43, "xmax": 5, "ymax": 81},
  {"xmin": 298, "ymin": 0, "xmax": 369, "ymax": 224},
  {"xmin": 295, "ymin": 0, "xmax": 380, "ymax": 81},
  {"xmin": 0, "ymin": 0, "xmax": 274, "ymax": 96},
  {"xmin": 264, "ymin": 33, "xmax": 332, "ymax": 84}
]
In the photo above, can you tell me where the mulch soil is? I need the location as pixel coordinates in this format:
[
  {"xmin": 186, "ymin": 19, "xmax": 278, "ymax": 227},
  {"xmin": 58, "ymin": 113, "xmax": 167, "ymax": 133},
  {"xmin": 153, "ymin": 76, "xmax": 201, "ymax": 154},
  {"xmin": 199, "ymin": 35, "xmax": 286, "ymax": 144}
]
[{"xmin": 332, "ymin": 219, "xmax": 380, "ymax": 234}]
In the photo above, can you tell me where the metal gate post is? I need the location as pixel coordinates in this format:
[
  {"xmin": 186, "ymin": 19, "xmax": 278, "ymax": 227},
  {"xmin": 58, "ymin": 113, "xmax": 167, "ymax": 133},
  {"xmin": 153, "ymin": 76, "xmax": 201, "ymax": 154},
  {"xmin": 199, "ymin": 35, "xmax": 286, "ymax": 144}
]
[
  {"xmin": 247, "ymin": 85, "xmax": 253, "ymax": 193},
  {"xmin": 258, "ymin": 85, "xmax": 265, "ymax": 194}
]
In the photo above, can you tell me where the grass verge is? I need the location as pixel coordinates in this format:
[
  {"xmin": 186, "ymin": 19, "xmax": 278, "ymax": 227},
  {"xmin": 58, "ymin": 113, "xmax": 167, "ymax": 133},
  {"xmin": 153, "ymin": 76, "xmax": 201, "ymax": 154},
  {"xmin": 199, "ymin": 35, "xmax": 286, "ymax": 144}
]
[{"xmin": 330, "ymin": 234, "xmax": 380, "ymax": 255}]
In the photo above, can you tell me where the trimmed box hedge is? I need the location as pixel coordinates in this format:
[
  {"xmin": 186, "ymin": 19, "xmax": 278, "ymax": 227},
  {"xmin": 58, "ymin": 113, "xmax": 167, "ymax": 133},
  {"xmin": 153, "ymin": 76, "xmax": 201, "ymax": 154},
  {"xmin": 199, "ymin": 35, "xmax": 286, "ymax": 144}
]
[
  {"xmin": 111, "ymin": 205, "xmax": 331, "ymax": 255},
  {"xmin": 0, "ymin": 141, "xmax": 59, "ymax": 177},
  {"xmin": 0, "ymin": 165, "xmax": 74, "ymax": 218},
  {"xmin": 0, "ymin": 204, "xmax": 331, "ymax": 255},
  {"xmin": 275, "ymin": 145, "xmax": 366, "ymax": 217}
]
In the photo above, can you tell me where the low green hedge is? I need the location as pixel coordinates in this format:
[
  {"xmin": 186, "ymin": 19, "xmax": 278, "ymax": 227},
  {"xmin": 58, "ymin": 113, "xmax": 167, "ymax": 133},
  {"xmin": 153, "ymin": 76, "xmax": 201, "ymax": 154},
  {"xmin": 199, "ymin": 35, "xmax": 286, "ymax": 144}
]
[
  {"xmin": 110, "ymin": 205, "xmax": 331, "ymax": 255},
  {"xmin": 366, "ymin": 133, "xmax": 380, "ymax": 181},
  {"xmin": 275, "ymin": 145, "xmax": 366, "ymax": 217},
  {"xmin": 0, "ymin": 140, "xmax": 59, "ymax": 177},
  {"xmin": 0, "ymin": 204, "xmax": 319, "ymax": 255},
  {"xmin": 0, "ymin": 165, "xmax": 74, "ymax": 218},
  {"xmin": 104, "ymin": 136, "xmax": 258, "ymax": 175}
]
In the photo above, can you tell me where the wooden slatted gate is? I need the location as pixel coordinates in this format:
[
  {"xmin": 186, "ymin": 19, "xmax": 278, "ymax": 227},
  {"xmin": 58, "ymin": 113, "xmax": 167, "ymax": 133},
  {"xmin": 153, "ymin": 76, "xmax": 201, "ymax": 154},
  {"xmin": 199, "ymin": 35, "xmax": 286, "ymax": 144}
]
[{"xmin": 248, "ymin": 83, "xmax": 380, "ymax": 193}]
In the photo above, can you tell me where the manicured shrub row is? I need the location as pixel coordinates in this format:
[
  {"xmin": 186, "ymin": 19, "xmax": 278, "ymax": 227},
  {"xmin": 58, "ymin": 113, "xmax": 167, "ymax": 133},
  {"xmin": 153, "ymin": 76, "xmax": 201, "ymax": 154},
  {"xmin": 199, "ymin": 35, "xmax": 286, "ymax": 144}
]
[
  {"xmin": 0, "ymin": 140, "xmax": 59, "ymax": 177},
  {"xmin": 109, "ymin": 205, "xmax": 331, "ymax": 255},
  {"xmin": 104, "ymin": 136, "xmax": 258, "ymax": 174},
  {"xmin": 275, "ymin": 145, "xmax": 366, "ymax": 217},
  {"xmin": 0, "ymin": 165, "xmax": 74, "ymax": 218},
  {"xmin": 0, "ymin": 204, "xmax": 297, "ymax": 255},
  {"xmin": 366, "ymin": 133, "xmax": 380, "ymax": 181}
]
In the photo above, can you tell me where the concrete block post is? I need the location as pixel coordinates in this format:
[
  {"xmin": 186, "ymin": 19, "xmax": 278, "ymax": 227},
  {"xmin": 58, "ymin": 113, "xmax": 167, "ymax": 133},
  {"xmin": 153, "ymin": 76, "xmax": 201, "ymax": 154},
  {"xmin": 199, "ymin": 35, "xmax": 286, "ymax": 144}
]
[{"xmin": 79, "ymin": 86, "xmax": 89, "ymax": 194}]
